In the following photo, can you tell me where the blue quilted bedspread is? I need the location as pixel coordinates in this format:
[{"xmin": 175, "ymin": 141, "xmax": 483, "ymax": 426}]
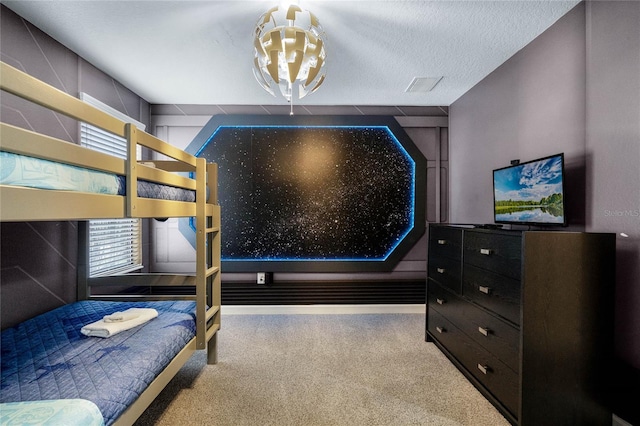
[
  {"xmin": 0, "ymin": 300, "xmax": 197, "ymax": 425},
  {"xmin": 1, "ymin": 399, "xmax": 104, "ymax": 425}
]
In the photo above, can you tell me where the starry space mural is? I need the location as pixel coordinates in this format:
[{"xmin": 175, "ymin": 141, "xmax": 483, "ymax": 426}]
[{"xmin": 184, "ymin": 115, "xmax": 426, "ymax": 272}]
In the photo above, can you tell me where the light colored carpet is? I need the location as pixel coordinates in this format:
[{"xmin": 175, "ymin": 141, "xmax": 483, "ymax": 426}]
[{"xmin": 134, "ymin": 314, "xmax": 510, "ymax": 426}]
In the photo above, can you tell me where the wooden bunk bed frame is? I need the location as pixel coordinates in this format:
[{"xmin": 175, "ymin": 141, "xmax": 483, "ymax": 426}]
[{"xmin": 0, "ymin": 61, "xmax": 221, "ymax": 425}]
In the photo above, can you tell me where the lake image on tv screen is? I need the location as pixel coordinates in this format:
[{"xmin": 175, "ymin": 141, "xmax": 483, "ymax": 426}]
[{"xmin": 493, "ymin": 155, "xmax": 564, "ymax": 224}]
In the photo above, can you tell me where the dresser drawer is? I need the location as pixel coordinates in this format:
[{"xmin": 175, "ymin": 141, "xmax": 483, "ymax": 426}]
[
  {"xmin": 464, "ymin": 263, "xmax": 521, "ymax": 325},
  {"xmin": 457, "ymin": 336, "xmax": 520, "ymax": 418},
  {"xmin": 429, "ymin": 226, "xmax": 463, "ymax": 261},
  {"xmin": 430, "ymin": 282, "xmax": 520, "ymax": 373},
  {"xmin": 428, "ymin": 309, "xmax": 519, "ymax": 418},
  {"xmin": 428, "ymin": 255, "xmax": 462, "ymax": 294},
  {"xmin": 464, "ymin": 231, "xmax": 522, "ymax": 280},
  {"xmin": 458, "ymin": 301, "xmax": 520, "ymax": 373},
  {"xmin": 427, "ymin": 308, "xmax": 470, "ymax": 361},
  {"xmin": 427, "ymin": 281, "xmax": 465, "ymax": 319}
]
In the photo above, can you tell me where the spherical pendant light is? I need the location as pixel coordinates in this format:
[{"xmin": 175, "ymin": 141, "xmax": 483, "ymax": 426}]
[{"xmin": 253, "ymin": 4, "xmax": 327, "ymax": 103}]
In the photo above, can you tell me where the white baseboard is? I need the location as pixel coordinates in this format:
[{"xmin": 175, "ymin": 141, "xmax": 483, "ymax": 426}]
[{"xmin": 221, "ymin": 304, "xmax": 426, "ymax": 315}]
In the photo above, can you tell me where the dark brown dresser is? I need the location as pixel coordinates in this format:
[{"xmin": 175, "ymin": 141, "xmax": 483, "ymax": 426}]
[{"xmin": 426, "ymin": 224, "xmax": 616, "ymax": 425}]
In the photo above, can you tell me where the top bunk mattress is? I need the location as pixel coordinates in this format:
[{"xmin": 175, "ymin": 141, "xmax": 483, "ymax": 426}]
[
  {"xmin": 0, "ymin": 300, "xmax": 197, "ymax": 425},
  {"xmin": 0, "ymin": 151, "xmax": 196, "ymax": 202}
]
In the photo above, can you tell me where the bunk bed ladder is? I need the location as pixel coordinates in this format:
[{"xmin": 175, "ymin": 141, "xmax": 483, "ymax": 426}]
[{"xmin": 195, "ymin": 159, "xmax": 222, "ymax": 364}]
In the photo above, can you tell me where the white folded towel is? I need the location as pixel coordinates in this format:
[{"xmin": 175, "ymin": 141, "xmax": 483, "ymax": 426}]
[
  {"xmin": 81, "ymin": 308, "xmax": 158, "ymax": 338},
  {"xmin": 103, "ymin": 307, "xmax": 156, "ymax": 323}
]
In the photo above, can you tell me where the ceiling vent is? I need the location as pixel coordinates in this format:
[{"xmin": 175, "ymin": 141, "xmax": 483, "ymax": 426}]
[{"xmin": 405, "ymin": 77, "xmax": 443, "ymax": 93}]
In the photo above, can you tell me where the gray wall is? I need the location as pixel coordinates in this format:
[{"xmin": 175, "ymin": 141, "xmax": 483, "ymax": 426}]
[
  {"xmin": 585, "ymin": 1, "xmax": 640, "ymax": 371},
  {"xmin": 449, "ymin": 0, "xmax": 640, "ymax": 375},
  {"xmin": 0, "ymin": 5, "xmax": 150, "ymax": 329},
  {"xmin": 449, "ymin": 3, "xmax": 587, "ymax": 228}
]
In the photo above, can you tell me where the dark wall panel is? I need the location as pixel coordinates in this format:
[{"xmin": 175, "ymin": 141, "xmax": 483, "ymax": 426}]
[{"xmin": 0, "ymin": 223, "xmax": 78, "ymax": 328}]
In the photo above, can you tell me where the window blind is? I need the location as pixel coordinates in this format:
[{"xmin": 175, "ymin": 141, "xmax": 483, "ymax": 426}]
[
  {"xmin": 88, "ymin": 219, "xmax": 141, "ymax": 276},
  {"xmin": 79, "ymin": 93, "xmax": 144, "ymax": 277}
]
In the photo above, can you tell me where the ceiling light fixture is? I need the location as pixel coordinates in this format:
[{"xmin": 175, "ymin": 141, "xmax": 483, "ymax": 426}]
[{"xmin": 253, "ymin": 2, "xmax": 327, "ymax": 114}]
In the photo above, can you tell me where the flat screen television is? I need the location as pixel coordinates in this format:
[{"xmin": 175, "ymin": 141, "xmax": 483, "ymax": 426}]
[{"xmin": 493, "ymin": 153, "xmax": 566, "ymax": 226}]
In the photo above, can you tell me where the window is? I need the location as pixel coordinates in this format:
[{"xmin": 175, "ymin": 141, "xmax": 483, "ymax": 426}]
[{"xmin": 79, "ymin": 93, "xmax": 145, "ymax": 277}]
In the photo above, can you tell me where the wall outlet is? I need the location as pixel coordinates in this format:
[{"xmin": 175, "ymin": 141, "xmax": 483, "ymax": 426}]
[{"xmin": 257, "ymin": 272, "xmax": 272, "ymax": 285}]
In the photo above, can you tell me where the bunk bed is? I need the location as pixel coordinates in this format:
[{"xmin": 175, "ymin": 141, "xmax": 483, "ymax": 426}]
[{"xmin": 0, "ymin": 62, "xmax": 221, "ymax": 425}]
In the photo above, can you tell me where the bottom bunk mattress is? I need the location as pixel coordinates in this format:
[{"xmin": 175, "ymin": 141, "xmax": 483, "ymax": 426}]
[{"xmin": 0, "ymin": 300, "xmax": 197, "ymax": 425}]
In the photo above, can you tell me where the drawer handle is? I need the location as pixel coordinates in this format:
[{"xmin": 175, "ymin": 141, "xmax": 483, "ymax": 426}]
[
  {"xmin": 436, "ymin": 298, "xmax": 445, "ymax": 305},
  {"xmin": 436, "ymin": 268, "xmax": 445, "ymax": 274},
  {"xmin": 480, "ymin": 248, "xmax": 492, "ymax": 255},
  {"xmin": 477, "ymin": 364, "xmax": 489, "ymax": 375},
  {"xmin": 478, "ymin": 326, "xmax": 490, "ymax": 336},
  {"xmin": 478, "ymin": 285, "xmax": 491, "ymax": 294},
  {"xmin": 437, "ymin": 239, "xmax": 446, "ymax": 245},
  {"xmin": 435, "ymin": 326, "xmax": 446, "ymax": 334}
]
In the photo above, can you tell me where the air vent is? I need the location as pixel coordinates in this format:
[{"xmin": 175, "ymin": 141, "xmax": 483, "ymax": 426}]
[{"xmin": 405, "ymin": 77, "xmax": 443, "ymax": 93}]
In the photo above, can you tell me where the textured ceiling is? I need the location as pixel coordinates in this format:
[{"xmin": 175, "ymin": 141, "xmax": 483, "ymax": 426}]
[{"xmin": 2, "ymin": 0, "xmax": 580, "ymax": 106}]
